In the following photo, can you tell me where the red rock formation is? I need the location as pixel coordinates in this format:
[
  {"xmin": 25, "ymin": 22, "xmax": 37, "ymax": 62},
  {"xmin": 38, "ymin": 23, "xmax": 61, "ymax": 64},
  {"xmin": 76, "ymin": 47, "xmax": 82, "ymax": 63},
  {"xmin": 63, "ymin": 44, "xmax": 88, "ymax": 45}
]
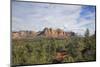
[
  {"xmin": 12, "ymin": 31, "xmax": 36, "ymax": 39},
  {"xmin": 12, "ymin": 27, "xmax": 75, "ymax": 39},
  {"xmin": 40, "ymin": 28, "xmax": 73, "ymax": 39}
]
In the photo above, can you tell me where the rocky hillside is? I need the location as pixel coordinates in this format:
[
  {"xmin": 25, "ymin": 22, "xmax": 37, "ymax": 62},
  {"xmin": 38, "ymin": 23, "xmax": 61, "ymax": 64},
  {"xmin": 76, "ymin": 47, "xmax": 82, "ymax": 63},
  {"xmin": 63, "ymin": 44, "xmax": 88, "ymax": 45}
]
[{"xmin": 12, "ymin": 27, "xmax": 75, "ymax": 39}]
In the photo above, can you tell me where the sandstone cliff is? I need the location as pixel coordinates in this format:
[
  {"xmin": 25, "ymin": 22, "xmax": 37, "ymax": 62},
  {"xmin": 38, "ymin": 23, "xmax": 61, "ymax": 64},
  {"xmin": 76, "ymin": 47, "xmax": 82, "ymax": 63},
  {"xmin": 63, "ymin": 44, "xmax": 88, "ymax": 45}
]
[{"xmin": 12, "ymin": 27, "xmax": 75, "ymax": 39}]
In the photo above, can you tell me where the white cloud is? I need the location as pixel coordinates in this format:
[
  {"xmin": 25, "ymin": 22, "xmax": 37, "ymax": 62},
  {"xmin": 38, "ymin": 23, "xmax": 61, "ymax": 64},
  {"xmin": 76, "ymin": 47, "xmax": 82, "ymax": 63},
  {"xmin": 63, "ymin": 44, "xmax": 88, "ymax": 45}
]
[{"xmin": 12, "ymin": 2, "xmax": 95, "ymax": 35}]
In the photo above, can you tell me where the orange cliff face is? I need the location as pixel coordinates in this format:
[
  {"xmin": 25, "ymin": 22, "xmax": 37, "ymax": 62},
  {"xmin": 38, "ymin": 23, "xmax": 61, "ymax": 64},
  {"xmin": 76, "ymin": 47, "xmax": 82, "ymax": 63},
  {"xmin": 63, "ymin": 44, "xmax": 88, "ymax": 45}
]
[
  {"xmin": 12, "ymin": 28, "xmax": 75, "ymax": 39},
  {"xmin": 41, "ymin": 28, "xmax": 66, "ymax": 38},
  {"xmin": 12, "ymin": 31, "xmax": 37, "ymax": 39},
  {"xmin": 40, "ymin": 28, "xmax": 75, "ymax": 39}
]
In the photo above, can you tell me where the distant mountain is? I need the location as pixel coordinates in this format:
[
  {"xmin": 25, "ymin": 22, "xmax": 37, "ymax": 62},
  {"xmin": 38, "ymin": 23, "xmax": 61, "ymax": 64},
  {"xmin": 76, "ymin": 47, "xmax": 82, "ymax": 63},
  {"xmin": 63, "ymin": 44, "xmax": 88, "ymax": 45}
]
[{"xmin": 12, "ymin": 27, "xmax": 75, "ymax": 39}]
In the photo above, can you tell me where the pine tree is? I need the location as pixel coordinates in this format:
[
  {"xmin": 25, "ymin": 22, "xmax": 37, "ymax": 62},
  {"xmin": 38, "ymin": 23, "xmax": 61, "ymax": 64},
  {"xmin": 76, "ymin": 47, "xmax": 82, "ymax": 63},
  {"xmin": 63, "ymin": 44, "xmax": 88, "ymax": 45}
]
[{"xmin": 85, "ymin": 28, "xmax": 90, "ymax": 37}]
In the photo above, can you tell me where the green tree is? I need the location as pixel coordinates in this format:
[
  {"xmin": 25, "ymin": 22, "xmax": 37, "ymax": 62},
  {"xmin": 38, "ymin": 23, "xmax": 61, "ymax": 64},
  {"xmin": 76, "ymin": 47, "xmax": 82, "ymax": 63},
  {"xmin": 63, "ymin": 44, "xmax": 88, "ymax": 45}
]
[{"xmin": 85, "ymin": 28, "xmax": 90, "ymax": 37}]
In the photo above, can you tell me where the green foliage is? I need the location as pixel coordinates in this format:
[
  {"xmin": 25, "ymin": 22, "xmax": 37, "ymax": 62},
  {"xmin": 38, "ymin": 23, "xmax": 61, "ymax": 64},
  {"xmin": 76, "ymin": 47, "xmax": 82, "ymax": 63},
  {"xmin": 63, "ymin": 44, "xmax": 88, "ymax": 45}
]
[{"xmin": 12, "ymin": 35, "xmax": 96, "ymax": 65}]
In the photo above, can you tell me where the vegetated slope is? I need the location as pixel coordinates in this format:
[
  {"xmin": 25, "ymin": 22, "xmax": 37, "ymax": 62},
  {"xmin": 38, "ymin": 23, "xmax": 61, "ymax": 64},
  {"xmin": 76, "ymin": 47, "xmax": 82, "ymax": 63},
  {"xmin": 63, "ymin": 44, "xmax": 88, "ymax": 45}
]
[{"xmin": 12, "ymin": 34, "xmax": 96, "ymax": 65}]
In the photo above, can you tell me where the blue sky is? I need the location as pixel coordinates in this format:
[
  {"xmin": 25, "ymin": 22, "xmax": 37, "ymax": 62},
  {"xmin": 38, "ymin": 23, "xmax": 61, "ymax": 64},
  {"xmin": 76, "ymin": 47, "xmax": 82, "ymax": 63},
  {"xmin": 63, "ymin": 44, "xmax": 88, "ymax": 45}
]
[{"xmin": 12, "ymin": 1, "xmax": 96, "ymax": 35}]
